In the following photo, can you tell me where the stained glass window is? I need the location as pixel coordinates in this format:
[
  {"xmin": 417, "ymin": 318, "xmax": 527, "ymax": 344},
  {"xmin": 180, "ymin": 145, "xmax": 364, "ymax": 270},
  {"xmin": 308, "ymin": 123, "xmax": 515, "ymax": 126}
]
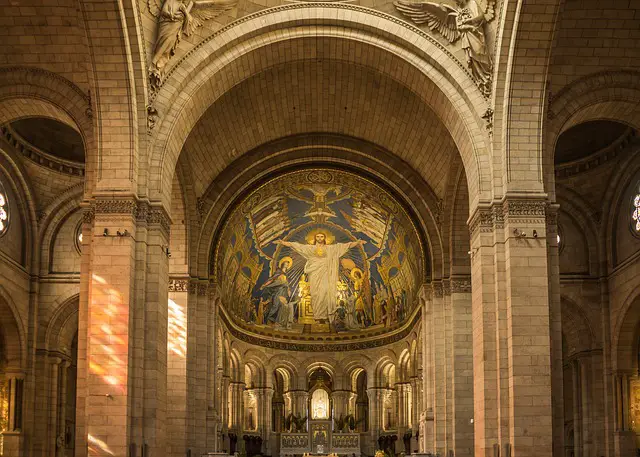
[
  {"xmin": 633, "ymin": 193, "xmax": 640, "ymax": 233},
  {"xmin": 0, "ymin": 182, "xmax": 8, "ymax": 236}
]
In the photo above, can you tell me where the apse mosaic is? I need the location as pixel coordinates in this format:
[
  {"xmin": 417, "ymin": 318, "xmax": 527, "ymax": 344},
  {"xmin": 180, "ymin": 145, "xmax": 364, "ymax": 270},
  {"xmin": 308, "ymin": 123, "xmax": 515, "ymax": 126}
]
[{"xmin": 215, "ymin": 169, "xmax": 424, "ymax": 335}]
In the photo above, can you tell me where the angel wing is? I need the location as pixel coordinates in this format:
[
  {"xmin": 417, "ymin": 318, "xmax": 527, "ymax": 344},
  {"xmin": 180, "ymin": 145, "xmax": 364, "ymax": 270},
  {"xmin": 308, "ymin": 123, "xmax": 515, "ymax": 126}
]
[
  {"xmin": 483, "ymin": 0, "xmax": 496, "ymax": 22},
  {"xmin": 184, "ymin": 0, "xmax": 238, "ymax": 35},
  {"xmin": 147, "ymin": 0, "xmax": 163, "ymax": 17},
  {"xmin": 393, "ymin": 1, "xmax": 461, "ymax": 43}
]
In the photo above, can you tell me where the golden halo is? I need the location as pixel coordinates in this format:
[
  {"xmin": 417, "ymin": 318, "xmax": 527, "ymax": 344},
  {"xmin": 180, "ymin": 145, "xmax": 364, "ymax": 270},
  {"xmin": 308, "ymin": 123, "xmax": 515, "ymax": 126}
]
[
  {"xmin": 304, "ymin": 228, "xmax": 335, "ymax": 245},
  {"xmin": 350, "ymin": 267, "xmax": 364, "ymax": 281},
  {"xmin": 278, "ymin": 256, "xmax": 293, "ymax": 269}
]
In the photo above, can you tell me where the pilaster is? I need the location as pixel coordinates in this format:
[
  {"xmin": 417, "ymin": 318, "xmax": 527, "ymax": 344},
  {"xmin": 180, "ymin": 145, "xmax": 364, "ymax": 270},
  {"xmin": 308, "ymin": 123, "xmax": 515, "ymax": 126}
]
[{"xmin": 469, "ymin": 197, "xmax": 554, "ymax": 457}]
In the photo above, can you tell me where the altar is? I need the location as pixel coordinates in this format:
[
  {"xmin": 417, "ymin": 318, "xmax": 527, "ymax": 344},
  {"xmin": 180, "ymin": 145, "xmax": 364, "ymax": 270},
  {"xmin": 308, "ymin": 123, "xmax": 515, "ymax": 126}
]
[{"xmin": 280, "ymin": 420, "xmax": 360, "ymax": 456}]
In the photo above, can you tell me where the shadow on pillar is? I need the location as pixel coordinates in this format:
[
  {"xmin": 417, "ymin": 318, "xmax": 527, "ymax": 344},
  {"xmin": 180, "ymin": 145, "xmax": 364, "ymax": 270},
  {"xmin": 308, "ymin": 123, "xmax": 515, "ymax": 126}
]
[
  {"xmin": 228, "ymin": 433, "xmax": 237, "ymax": 454},
  {"xmin": 378, "ymin": 434, "xmax": 397, "ymax": 455},
  {"xmin": 243, "ymin": 435, "xmax": 263, "ymax": 457}
]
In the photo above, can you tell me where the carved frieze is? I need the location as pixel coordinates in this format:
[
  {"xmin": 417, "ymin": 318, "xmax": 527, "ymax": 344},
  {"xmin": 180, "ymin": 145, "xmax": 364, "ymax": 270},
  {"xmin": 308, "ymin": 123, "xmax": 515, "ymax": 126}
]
[
  {"xmin": 168, "ymin": 278, "xmax": 189, "ymax": 292},
  {"xmin": 450, "ymin": 277, "xmax": 471, "ymax": 293},
  {"xmin": 219, "ymin": 306, "xmax": 421, "ymax": 352},
  {"xmin": 503, "ymin": 198, "xmax": 547, "ymax": 224},
  {"xmin": 91, "ymin": 199, "xmax": 171, "ymax": 236}
]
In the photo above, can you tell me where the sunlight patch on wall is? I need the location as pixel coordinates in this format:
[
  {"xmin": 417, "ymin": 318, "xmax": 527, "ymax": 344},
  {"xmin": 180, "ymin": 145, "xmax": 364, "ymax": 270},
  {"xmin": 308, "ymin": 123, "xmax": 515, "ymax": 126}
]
[{"xmin": 168, "ymin": 299, "xmax": 187, "ymax": 358}]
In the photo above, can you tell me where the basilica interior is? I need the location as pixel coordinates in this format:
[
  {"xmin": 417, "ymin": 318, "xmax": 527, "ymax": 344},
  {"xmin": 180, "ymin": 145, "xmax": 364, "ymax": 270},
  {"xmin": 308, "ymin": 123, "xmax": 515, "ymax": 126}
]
[{"xmin": 0, "ymin": 1, "xmax": 639, "ymax": 457}]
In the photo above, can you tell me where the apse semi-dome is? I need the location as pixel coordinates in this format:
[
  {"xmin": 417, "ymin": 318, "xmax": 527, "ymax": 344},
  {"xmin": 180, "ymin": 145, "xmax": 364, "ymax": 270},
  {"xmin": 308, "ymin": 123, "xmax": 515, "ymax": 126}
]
[{"xmin": 214, "ymin": 168, "xmax": 426, "ymax": 349}]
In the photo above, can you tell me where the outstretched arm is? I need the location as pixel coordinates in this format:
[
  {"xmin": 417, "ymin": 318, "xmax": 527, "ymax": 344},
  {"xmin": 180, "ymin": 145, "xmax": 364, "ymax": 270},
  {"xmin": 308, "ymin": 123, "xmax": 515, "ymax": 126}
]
[{"xmin": 274, "ymin": 239, "xmax": 308, "ymax": 257}]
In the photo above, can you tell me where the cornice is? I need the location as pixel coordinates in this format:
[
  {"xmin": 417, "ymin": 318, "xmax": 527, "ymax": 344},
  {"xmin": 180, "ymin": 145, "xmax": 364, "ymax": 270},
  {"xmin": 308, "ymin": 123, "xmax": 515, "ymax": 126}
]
[
  {"xmin": 218, "ymin": 304, "xmax": 421, "ymax": 352},
  {"xmin": 469, "ymin": 196, "xmax": 548, "ymax": 236},
  {"xmin": 1, "ymin": 126, "xmax": 85, "ymax": 177},
  {"xmin": 87, "ymin": 198, "xmax": 172, "ymax": 236}
]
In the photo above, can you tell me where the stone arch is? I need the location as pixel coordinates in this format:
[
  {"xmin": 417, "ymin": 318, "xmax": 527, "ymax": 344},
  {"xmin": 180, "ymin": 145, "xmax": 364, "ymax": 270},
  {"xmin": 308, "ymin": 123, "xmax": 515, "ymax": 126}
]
[
  {"xmin": 0, "ymin": 286, "xmax": 26, "ymax": 371},
  {"xmin": 493, "ymin": 0, "xmax": 564, "ymax": 196},
  {"xmin": 268, "ymin": 357, "xmax": 300, "ymax": 391},
  {"xmin": 148, "ymin": 6, "xmax": 491, "ymax": 209},
  {"xmin": 44, "ymin": 294, "xmax": 79, "ymax": 358},
  {"xmin": 0, "ymin": 143, "xmax": 37, "ymax": 271},
  {"xmin": 555, "ymin": 189, "xmax": 600, "ymax": 276},
  {"xmin": 76, "ymin": 0, "xmax": 148, "ymax": 195},
  {"xmin": 38, "ymin": 185, "xmax": 84, "ymax": 275},
  {"xmin": 545, "ymin": 71, "xmax": 640, "ymax": 200},
  {"xmin": 197, "ymin": 134, "xmax": 446, "ymax": 284},
  {"xmin": 600, "ymin": 148, "xmax": 640, "ymax": 270},
  {"xmin": 560, "ymin": 297, "xmax": 595, "ymax": 358},
  {"xmin": 374, "ymin": 351, "xmax": 398, "ymax": 388},
  {"xmin": 613, "ymin": 288, "xmax": 640, "ymax": 373},
  {"xmin": 0, "ymin": 67, "xmax": 94, "ymax": 192}
]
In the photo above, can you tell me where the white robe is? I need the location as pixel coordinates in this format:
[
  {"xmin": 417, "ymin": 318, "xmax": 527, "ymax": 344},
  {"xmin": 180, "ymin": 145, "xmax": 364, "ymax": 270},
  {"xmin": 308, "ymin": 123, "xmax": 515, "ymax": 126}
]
[{"xmin": 284, "ymin": 241, "xmax": 359, "ymax": 320}]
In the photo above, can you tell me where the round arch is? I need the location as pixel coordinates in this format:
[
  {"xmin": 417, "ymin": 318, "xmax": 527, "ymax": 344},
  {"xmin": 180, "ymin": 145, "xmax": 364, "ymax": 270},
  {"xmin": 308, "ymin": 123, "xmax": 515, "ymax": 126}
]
[
  {"xmin": 146, "ymin": 6, "xmax": 491, "ymax": 209},
  {"xmin": 545, "ymin": 71, "xmax": 640, "ymax": 200}
]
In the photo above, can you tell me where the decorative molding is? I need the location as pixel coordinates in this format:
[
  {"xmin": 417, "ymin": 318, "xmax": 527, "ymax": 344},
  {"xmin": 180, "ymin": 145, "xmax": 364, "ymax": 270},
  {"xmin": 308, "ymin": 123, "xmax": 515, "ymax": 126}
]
[
  {"xmin": 469, "ymin": 198, "xmax": 550, "ymax": 236},
  {"xmin": 555, "ymin": 129, "xmax": 636, "ymax": 179},
  {"xmin": 94, "ymin": 199, "xmax": 138, "ymax": 216},
  {"xmin": 0, "ymin": 66, "xmax": 90, "ymax": 105},
  {"xmin": 431, "ymin": 281, "xmax": 443, "ymax": 298},
  {"xmin": 168, "ymin": 278, "xmax": 189, "ymax": 292},
  {"xmin": 442, "ymin": 279, "xmax": 450, "ymax": 296},
  {"xmin": 219, "ymin": 304, "xmax": 421, "ymax": 352},
  {"xmin": 158, "ymin": 3, "xmax": 473, "ymax": 94},
  {"xmin": 548, "ymin": 70, "xmax": 640, "ymax": 120},
  {"xmin": 91, "ymin": 199, "xmax": 171, "ymax": 235},
  {"xmin": 1, "ymin": 126, "xmax": 85, "ymax": 177},
  {"xmin": 502, "ymin": 198, "xmax": 547, "ymax": 224},
  {"xmin": 450, "ymin": 277, "xmax": 471, "ymax": 293}
]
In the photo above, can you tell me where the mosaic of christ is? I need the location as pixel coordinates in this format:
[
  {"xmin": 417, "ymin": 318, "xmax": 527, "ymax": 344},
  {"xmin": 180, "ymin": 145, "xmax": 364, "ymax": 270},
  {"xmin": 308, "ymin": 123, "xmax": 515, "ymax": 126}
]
[{"xmin": 215, "ymin": 169, "xmax": 424, "ymax": 334}]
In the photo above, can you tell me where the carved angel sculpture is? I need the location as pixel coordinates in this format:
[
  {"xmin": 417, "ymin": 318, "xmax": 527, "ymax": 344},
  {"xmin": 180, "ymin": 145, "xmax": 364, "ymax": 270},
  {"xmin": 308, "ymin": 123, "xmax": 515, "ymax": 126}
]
[
  {"xmin": 394, "ymin": 0, "xmax": 495, "ymax": 94},
  {"xmin": 148, "ymin": 0, "xmax": 237, "ymax": 89}
]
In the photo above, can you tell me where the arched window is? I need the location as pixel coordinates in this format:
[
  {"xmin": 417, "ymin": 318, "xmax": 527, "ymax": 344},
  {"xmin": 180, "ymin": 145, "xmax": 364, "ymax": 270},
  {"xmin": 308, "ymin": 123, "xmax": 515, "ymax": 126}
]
[
  {"xmin": 0, "ymin": 181, "xmax": 8, "ymax": 236},
  {"xmin": 633, "ymin": 192, "xmax": 640, "ymax": 233}
]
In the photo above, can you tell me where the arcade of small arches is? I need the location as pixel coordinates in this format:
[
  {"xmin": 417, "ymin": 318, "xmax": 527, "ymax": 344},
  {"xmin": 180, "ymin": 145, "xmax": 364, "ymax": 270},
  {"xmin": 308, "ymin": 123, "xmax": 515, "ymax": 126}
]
[{"xmin": 1, "ymin": 2, "xmax": 640, "ymax": 457}]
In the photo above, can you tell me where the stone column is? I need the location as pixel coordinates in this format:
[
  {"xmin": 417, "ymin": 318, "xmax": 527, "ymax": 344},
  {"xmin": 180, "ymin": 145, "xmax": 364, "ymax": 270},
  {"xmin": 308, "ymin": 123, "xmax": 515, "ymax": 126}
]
[
  {"xmin": 367, "ymin": 388, "xmax": 383, "ymax": 442},
  {"xmin": 75, "ymin": 200, "xmax": 170, "ymax": 457},
  {"xmin": 469, "ymin": 198, "xmax": 554, "ymax": 457},
  {"xmin": 348, "ymin": 392, "xmax": 357, "ymax": 417},
  {"xmin": 3, "ymin": 372, "xmax": 25, "ymax": 456},
  {"xmin": 419, "ymin": 286, "xmax": 434, "ymax": 453},
  {"xmin": 546, "ymin": 204, "xmax": 564, "ymax": 457},
  {"xmin": 431, "ymin": 282, "xmax": 448, "ymax": 455},
  {"xmin": 331, "ymin": 390, "xmax": 351, "ymax": 426},
  {"xmin": 186, "ymin": 281, "xmax": 215, "ymax": 455},
  {"xmin": 290, "ymin": 390, "xmax": 309, "ymax": 423},
  {"xmin": 255, "ymin": 387, "xmax": 274, "ymax": 453},
  {"xmin": 48, "ymin": 357, "xmax": 62, "ymax": 455},
  {"xmin": 57, "ymin": 360, "xmax": 71, "ymax": 457},
  {"xmin": 572, "ymin": 360, "xmax": 582, "ymax": 457},
  {"xmin": 167, "ymin": 278, "xmax": 188, "ymax": 457},
  {"xmin": 450, "ymin": 279, "xmax": 474, "ymax": 457}
]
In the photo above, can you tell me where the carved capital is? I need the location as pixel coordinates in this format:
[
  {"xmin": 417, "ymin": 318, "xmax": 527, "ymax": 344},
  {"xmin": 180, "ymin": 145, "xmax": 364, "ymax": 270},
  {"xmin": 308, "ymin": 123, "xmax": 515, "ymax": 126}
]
[
  {"xmin": 503, "ymin": 198, "xmax": 547, "ymax": 225},
  {"xmin": 450, "ymin": 277, "xmax": 471, "ymax": 294},
  {"xmin": 442, "ymin": 279, "xmax": 450, "ymax": 296},
  {"xmin": 168, "ymin": 278, "xmax": 189, "ymax": 292},
  {"xmin": 94, "ymin": 198, "xmax": 138, "ymax": 216},
  {"xmin": 431, "ymin": 281, "xmax": 443, "ymax": 298}
]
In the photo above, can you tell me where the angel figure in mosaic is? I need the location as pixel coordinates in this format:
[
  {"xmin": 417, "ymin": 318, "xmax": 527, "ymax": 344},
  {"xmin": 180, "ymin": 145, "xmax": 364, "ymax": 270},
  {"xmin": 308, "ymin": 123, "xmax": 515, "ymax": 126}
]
[
  {"xmin": 394, "ymin": 0, "xmax": 495, "ymax": 95},
  {"xmin": 147, "ymin": 0, "xmax": 237, "ymax": 89}
]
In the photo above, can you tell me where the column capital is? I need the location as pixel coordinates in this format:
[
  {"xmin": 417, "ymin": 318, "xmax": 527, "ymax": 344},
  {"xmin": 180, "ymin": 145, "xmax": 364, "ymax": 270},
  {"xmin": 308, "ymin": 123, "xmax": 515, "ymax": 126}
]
[
  {"xmin": 468, "ymin": 196, "xmax": 550, "ymax": 237},
  {"xmin": 88, "ymin": 196, "xmax": 172, "ymax": 237}
]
